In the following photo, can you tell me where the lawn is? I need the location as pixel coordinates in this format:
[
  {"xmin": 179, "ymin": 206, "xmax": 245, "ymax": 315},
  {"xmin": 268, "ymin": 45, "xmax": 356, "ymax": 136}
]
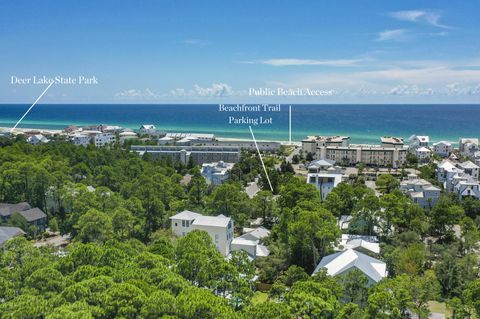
[
  {"xmin": 251, "ymin": 291, "xmax": 269, "ymax": 305},
  {"xmin": 429, "ymin": 301, "xmax": 451, "ymax": 317}
]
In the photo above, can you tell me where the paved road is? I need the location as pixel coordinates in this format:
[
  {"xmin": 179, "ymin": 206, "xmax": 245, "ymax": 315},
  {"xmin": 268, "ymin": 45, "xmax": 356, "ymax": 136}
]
[
  {"xmin": 286, "ymin": 146, "xmax": 300, "ymax": 163},
  {"xmin": 365, "ymin": 180, "xmax": 381, "ymax": 197}
]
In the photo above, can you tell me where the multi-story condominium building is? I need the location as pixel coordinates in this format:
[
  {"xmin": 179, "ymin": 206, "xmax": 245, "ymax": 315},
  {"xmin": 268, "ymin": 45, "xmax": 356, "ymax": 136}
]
[
  {"xmin": 201, "ymin": 161, "xmax": 234, "ymax": 185},
  {"xmin": 400, "ymin": 174, "xmax": 441, "ymax": 209},
  {"xmin": 169, "ymin": 210, "xmax": 234, "ymax": 256},
  {"xmin": 70, "ymin": 133, "xmax": 91, "ymax": 146},
  {"xmin": 459, "ymin": 138, "xmax": 479, "ymax": 157},
  {"xmin": 302, "ymin": 136, "xmax": 350, "ymax": 154},
  {"xmin": 306, "ymin": 159, "xmax": 347, "ymax": 200},
  {"xmin": 302, "ymin": 136, "xmax": 407, "ymax": 168},
  {"xmin": 433, "ymin": 141, "xmax": 453, "ymax": 157},
  {"xmin": 197, "ymin": 139, "xmax": 281, "ymax": 152},
  {"xmin": 408, "ymin": 135, "xmax": 429, "ymax": 150},
  {"xmin": 131, "ymin": 145, "xmax": 240, "ymax": 165},
  {"xmin": 94, "ymin": 133, "xmax": 116, "ymax": 147},
  {"xmin": 70, "ymin": 131, "xmax": 116, "ymax": 148},
  {"xmin": 415, "ymin": 147, "xmax": 431, "ymax": 163}
]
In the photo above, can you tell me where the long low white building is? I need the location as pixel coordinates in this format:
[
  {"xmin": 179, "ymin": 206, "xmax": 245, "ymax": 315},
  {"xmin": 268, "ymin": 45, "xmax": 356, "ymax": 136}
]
[{"xmin": 131, "ymin": 145, "xmax": 240, "ymax": 164}]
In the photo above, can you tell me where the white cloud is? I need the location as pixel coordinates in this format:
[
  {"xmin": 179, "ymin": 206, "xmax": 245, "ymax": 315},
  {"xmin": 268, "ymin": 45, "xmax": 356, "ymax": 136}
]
[
  {"xmin": 193, "ymin": 83, "xmax": 233, "ymax": 97},
  {"xmin": 170, "ymin": 83, "xmax": 235, "ymax": 97},
  {"xmin": 377, "ymin": 29, "xmax": 409, "ymax": 41},
  {"xmin": 244, "ymin": 58, "xmax": 364, "ymax": 67},
  {"xmin": 443, "ymin": 82, "xmax": 480, "ymax": 95},
  {"xmin": 389, "ymin": 10, "xmax": 451, "ymax": 29},
  {"xmin": 389, "ymin": 85, "xmax": 434, "ymax": 95},
  {"xmin": 183, "ymin": 39, "xmax": 210, "ymax": 46},
  {"xmin": 268, "ymin": 61, "xmax": 480, "ymax": 98},
  {"xmin": 115, "ymin": 88, "xmax": 158, "ymax": 99}
]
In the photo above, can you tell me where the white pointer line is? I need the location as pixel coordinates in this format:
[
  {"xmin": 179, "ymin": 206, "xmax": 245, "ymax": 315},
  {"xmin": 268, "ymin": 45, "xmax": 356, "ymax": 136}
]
[
  {"xmin": 10, "ymin": 81, "xmax": 54, "ymax": 133},
  {"xmin": 249, "ymin": 125, "xmax": 274, "ymax": 192},
  {"xmin": 289, "ymin": 105, "xmax": 292, "ymax": 144}
]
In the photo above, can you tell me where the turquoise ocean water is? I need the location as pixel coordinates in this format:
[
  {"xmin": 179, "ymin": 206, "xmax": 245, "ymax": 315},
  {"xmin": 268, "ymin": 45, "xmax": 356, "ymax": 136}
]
[{"xmin": 0, "ymin": 104, "xmax": 478, "ymax": 144}]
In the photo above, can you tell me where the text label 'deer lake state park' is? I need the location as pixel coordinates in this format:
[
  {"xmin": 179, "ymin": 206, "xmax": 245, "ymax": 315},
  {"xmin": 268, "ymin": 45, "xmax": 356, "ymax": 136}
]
[{"xmin": 10, "ymin": 75, "xmax": 99, "ymax": 85}]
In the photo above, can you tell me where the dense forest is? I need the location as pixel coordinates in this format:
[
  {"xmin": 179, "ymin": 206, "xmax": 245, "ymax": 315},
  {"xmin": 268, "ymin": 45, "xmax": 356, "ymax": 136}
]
[{"xmin": 0, "ymin": 136, "xmax": 479, "ymax": 319}]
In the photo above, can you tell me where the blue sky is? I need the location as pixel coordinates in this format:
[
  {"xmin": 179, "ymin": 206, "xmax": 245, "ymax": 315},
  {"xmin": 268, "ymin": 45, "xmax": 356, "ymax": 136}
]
[{"xmin": 1, "ymin": 0, "xmax": 479, "ymax": 103}]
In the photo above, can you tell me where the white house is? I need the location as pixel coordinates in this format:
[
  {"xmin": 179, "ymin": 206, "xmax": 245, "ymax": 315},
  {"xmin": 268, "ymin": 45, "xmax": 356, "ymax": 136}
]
[
  {"xmin": 139, "ymin": 125, "xmax": 157, "ymax": 134},
  {"xmin": 169, "ymin": 210, "xmax": 234, "ymax": 256},
  {"xmin": 459, "ymin": 138, "xmax": 479, "ymax": 157},
  {"xmin": 338, "ymin": 215, "xmax": 353, "ymax": 230},
  {"xmin": 307, "ymin": 159, "xmax": 336, "ymax": 173},
  {"xmin": 231, "ymin": 227, "xmax": 270, "ymax": 260},
  {"xmin": 307, "ymin": 173, "xmax": 344, "ymax": 200},
  {"xmin": 436, "ymin": 160, "xmax": 462, "ymax": 186},
  {"xmin": 433, "ymin": 141, "xmax": 453, "ymax": 157},
  {"xmin": 408, "ymin": 135, "xmax": 429, "ymax": 150},
  {"xmin": 415, "ymin": 147, "xmax": 431, "ymax": 163},
  {"xmin": 119, "ymin": 131, "xmax": 138, "ymax": 143},
  {"xmin": 27, "ymin": 134, "xmax": 50, "ymax": 145},
  {"xmin": 400, "ymin": 174, "xmax": 441, "ymax": 209},
  {"xmin": 474, "ymin": 151, "xmax": 480, "ymax": 167},
  {"xmin": 454, "ymin": 181, "xmax": 480, "ymax": 200},
  {"xmin": 338, "ymin": 234, "xmax": 380, "ymax": 255},
  {"xmin": 192, "ymin": 215, "xmax": 234, "ymax": 256},
  {"xmin": 169, "ymin": 210, "xmax": 202, "ymax": 237},
  {"xmin": 306, "ymin": 159, "xmax": 346, "ymax": 200},
  {"xmin": 201, "ymin": 161, "xmax": 234, "ymax": 185},
  {"xmin": 312, "ymin": 249, "xmax": 387, "ymax": 285},
  {"xmin": 458, "ymin": 161, "xmax": 479, "ymax": 180}
]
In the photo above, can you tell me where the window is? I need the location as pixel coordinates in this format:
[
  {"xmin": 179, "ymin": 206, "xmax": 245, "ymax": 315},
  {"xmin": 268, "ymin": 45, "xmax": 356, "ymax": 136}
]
[
  {"xmin": 175, "ymin": 222, "xmax": 178, "ymax": 227},
  {"xmin": 182, "ymin": 220, "xmax": 185, "ymax": 227},
  {"xmin": 186, "ymin": 220, "xmax": 189, "ymax": 227},
  {"xmin": 215, "ymin": 234, "xmax": 219, "ymax": 243}
]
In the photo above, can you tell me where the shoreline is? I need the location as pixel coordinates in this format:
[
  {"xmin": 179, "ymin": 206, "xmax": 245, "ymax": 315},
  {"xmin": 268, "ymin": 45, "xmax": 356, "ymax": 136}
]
[
  {"xmin": 0, "ymin": 126, "xmax": 301, "ymax": 146},
  {"xmin": 0, "ymin": 104, "xmax": 478, "ymax": 145}
]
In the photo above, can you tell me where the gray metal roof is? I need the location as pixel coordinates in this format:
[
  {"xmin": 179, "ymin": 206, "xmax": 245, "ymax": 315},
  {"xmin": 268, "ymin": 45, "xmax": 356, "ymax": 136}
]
[
  {"xmin": 0, "ymin": 202, "xmax": 31, "ymax": 217},
  {"xmin": 18, "ymin": 208, "xmax": 47, "ymax": 222},
  {"xmin": 0, "ymin": 226, "xmax": 25, "ymax": 246}
]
